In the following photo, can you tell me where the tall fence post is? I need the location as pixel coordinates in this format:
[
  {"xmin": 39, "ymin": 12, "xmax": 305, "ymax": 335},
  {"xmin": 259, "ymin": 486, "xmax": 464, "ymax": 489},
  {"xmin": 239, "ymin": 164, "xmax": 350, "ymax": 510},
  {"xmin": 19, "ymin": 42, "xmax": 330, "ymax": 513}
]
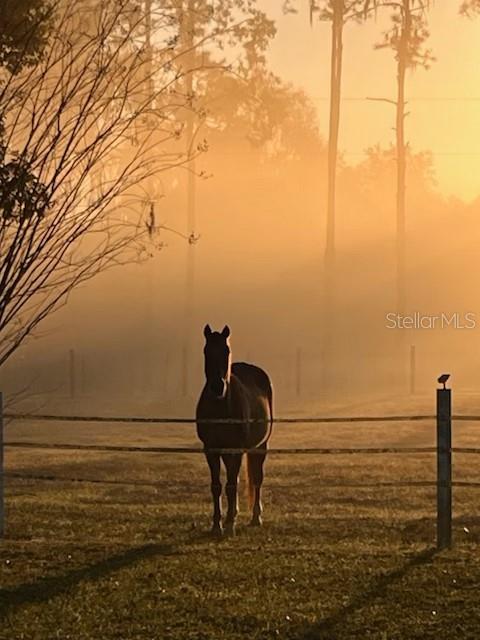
[
  {"xmin": 80, "ymin": 356, "xmax": 86, "ymax": 396},
  {"xmin": 69, "ymin": 348, "xmax": 76, "ymax": 400},
  {"xmin": 181, "ymin": 345, "xmax": 188, "ymax": 397},
  {"xmin": 436, "ymin": 376, "xmax": 452, "ymax": 550},
  {"xmin": 295, "ymin": 347, "xmax": 302, "ymax": 397},
  {"xmin": 409, "ymin": 345, "xmax": 416, "ymax": 395},
  {"xmin": 163, "ymin": 351, "xmax": 170, "ymax": 393},
  {"xmin": 0, "ymin": 391, "xmax": 4, "ymax": 538}
]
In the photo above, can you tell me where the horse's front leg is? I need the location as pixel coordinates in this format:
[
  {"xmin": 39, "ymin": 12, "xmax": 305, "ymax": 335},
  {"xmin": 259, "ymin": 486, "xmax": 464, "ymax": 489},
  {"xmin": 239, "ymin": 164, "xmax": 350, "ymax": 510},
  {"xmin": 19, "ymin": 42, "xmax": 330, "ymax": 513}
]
[
  {"xmin": 223, "ymin": 453, "xmax": 243, "ymax": 536},
  {"xmin": 206, "ymin": 452, "xmax": 222, "ymax": 536}
]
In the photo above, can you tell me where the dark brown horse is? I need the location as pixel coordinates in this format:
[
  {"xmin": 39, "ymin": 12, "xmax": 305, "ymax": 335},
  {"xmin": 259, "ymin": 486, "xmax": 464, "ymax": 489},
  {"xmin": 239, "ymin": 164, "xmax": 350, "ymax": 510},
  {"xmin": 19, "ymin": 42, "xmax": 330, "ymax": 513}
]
[{"xmin": 196, "ymin": 324, "xmax": 273, "ymax": 536}]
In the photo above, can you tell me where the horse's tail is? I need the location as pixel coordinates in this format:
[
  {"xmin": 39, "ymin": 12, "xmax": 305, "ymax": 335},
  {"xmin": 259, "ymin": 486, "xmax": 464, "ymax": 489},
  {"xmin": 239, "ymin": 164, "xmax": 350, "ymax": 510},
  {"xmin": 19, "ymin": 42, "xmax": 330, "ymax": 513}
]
[
  {"xmin": 245, "ymin": 385, "xmax": 272, "ymax": 510},
  {"xmin": 245, "ymin": 454, "xmax": 255, "ymax": 510},
  {"xmin": 266, "ymin": 380, "xmax": 274, "ymax": 441}
]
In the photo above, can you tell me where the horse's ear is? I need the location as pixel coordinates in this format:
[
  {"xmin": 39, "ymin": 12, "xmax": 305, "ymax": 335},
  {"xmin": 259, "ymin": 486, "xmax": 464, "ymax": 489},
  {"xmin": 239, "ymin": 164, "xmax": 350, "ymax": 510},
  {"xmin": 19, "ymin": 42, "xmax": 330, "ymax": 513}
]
[
  {"xmin": 221, "ymin": 325, "xmax": 230, "ymax": 338},
  {"xmin": 203, "ymin": 324, "xmax": 212, "ymax": 338}
]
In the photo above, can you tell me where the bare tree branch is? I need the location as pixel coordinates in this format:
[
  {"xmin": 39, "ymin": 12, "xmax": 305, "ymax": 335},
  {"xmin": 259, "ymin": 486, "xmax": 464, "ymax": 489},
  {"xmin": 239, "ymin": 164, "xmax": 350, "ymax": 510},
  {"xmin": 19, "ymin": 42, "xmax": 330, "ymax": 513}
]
[{"xmin": 0, "ymin": 0, "xmax": 226, "ymax": 367}]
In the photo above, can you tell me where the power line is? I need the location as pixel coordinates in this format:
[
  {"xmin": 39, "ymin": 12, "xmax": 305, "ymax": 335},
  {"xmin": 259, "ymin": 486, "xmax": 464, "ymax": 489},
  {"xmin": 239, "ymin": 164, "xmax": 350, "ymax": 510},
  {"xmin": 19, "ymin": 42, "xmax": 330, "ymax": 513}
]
[
  {"xmin": 342, "ymin": 151, "xmax": 480, "ymax": 157},
  {"xmin": 310, "ymin": 96, "xmax": 480, "ymax": 101},
  {"xmin": 178, "ymin": 150, "xmax": 480, "ymax": 158}
]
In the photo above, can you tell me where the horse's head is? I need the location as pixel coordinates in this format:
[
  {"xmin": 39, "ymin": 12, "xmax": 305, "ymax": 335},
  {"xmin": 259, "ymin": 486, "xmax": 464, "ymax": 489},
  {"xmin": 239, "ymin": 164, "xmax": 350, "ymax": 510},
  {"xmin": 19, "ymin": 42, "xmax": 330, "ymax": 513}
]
[{"xmin": 203, "ymin": 324, "xmax": 231, "ymax": 398}]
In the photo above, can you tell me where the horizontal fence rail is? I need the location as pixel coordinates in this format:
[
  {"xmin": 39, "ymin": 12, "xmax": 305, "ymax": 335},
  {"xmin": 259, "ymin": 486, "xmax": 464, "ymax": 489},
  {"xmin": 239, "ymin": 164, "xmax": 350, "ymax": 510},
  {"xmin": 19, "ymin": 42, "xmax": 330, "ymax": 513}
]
[
  {"xmin": 4, "ymin": 442, "xmax": 439, "ymax": 455},
  {"xmin": 7, "ymin": 472, "xmax": 480, "ymax": 490},
  {"xmin": 3, "ymin": 412, "xmax": 438, "ymax": 424},
  {"xmin": 6, "ymin": 411, "xmax": 480, "ymax": 425},
  {"xmin": 5, "ymin": 442, "xmax": 480, "ymax": 455}
]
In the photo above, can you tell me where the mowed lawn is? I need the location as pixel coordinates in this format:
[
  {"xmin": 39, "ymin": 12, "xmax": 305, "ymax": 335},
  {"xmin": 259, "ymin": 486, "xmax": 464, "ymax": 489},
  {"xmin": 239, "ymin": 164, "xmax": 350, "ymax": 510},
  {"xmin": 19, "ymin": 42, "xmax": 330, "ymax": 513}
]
[{"xmin": 2, "ymin": 394, "xmax": 480, "ymax": 639}]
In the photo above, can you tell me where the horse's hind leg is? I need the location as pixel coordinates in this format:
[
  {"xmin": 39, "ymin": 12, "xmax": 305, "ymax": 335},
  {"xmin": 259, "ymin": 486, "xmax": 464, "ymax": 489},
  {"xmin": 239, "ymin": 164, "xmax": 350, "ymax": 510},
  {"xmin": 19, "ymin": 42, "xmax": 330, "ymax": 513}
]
[
  {"xmin": 206, "ymin": 453, "xmax": 222, "ymax": 536},
  {"xmin": 248, "ymin": 443, "xmax": 267, "ymax": 527},
  {"xmin": 223, "ymin": 453, "xmax": 243, "ymax": 536}
]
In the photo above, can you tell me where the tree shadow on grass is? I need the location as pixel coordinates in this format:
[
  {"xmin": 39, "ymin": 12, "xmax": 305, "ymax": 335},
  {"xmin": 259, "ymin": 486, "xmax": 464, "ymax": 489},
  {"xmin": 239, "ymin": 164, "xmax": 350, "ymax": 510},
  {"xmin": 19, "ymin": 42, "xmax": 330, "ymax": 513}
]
[
  {"xmin": 292, "ymin": 546, "xmax": 437, "ymax": 640},
  {"xmin": 0, "ymin": 543, "xmax": 175, "ymax": 619}
]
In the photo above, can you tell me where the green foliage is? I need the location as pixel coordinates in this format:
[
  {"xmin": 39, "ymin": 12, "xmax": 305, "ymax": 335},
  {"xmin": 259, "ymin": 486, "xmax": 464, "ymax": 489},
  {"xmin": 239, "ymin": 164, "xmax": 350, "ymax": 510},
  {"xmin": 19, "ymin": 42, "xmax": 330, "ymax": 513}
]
[
  {"xmin": 0, "ymin": 143, "xmax": 49, "ymax": 222},
  {"xmin": 0, "ymin": 0, "xmax": 54, "ymax": 223},
  {"xmin": 201, "ymin": 66, "xmax": 323, "ymax": 156},
  {"xmin": 283, "ymin": 0, "xmax": 380, "ymax": 24},
  {"xmin": 460, "ymin": 0, "xmax": 480, "ymax": 15},
  {"xmin": 0, "ymin": 0, "xmax": 54, "ymax": 72},
  {"xmin": 375, "ymin": 1, "xmax": 434, "ymax": 69},
  {"xmin": 348, "ymin": 144, "xmax": 437, "ymax": 202},
  {"xmin": 150, "ymin": 0, "xmax": 276, "ymax": 72},
  {"xmin": 460, "ymin": 0, "xmax": 480, "ymax": 17}
]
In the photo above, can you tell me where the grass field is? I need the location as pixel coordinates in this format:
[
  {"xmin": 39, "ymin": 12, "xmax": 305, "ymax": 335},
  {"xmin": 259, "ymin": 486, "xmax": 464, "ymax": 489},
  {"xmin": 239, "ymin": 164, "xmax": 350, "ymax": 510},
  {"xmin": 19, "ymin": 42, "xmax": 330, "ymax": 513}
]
[{"xmin": 1, "ymin": 393, "xmax": 480, "ymax": 639}]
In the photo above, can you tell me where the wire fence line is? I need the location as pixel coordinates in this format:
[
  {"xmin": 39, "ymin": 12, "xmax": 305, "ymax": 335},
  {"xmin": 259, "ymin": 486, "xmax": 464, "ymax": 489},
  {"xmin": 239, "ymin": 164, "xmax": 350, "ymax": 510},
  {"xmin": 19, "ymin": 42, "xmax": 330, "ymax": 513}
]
[
  {"xmin": 3, "ymin": 410, "xmax": 480, "ymax": 454},
  {"xmin": 3, "ymin": 412, "xmax": 439, "ymax": 425},
  {"xmin": 2, "ymin": 387, "xmax": 476, "ymax": 548},
  {"xmin": 4, "ymin": 442, "xmax": 439, "ymax": 455},
  {"xmin": 4, "ymin": 411, "xmax": 480, "ymax": 456},
  {"xmin": 6, "ymin": 412, "xmax": 480, "ymax": 425},
  {"xmin": 6, "ymin": 441, "xmax": 480, "ymax": 456},
  {"xmin": 0, "ymin": 472, "xmax": 441, "ymax": 489},
  {"xmin": 7, "ymin": 472, "xmax": 480, "ymax": 491}
]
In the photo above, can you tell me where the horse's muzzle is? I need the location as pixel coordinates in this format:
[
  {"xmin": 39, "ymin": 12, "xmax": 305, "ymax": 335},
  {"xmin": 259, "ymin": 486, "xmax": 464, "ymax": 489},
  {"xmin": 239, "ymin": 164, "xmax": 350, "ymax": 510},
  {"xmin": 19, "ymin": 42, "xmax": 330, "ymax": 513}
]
[{"xmin": 208, "ymin": 378, "xmax": 227, "ymax": 398}]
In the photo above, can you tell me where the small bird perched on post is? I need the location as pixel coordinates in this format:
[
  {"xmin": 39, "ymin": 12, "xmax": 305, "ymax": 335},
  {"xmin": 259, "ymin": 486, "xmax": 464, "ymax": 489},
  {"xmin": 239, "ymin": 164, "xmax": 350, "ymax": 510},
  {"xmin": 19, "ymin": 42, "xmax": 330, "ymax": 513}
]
[{"xmin": 437, "ymin": 374, "xmax": 450, "ymax": 389}]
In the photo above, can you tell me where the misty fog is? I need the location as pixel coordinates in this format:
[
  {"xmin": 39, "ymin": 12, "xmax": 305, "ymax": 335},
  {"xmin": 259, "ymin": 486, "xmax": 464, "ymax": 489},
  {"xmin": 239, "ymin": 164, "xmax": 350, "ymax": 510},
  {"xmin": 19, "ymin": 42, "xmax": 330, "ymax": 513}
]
[{"xmin": 2, "ymin": 1, "xmax": 480, "ymax": 416}]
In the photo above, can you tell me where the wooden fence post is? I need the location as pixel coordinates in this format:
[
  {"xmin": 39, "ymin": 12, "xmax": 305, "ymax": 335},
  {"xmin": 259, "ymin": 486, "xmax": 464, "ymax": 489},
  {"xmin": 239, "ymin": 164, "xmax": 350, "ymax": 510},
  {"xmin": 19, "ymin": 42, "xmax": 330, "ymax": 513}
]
[
  {"xmin": 409, "ymin": 345, "xmax": 416, "ymax": 395},
  {"xmin": 80, "ymin": 356, "xmax": 86, "ymax": 396},
  {"xmin": 163, "ymin": 351, "xmax": 170, "ymax": 393},
  {"xmin": 437, "ymin": 377, "xmax": 452, "ymax": 550},
  {"xmin": 181, "ymin": 344, "xmax": 188, "ymax": 397},
  {"xmin": 296, "ymin": 347, "xmax": 302, "ymax": 397},
  {"xmin": 69, "ymin": 348, "xmax": 76, "ymax": 400},
  {"xmin": 0, "ymin": 392, "xmax": 4, "ymax": 538}
]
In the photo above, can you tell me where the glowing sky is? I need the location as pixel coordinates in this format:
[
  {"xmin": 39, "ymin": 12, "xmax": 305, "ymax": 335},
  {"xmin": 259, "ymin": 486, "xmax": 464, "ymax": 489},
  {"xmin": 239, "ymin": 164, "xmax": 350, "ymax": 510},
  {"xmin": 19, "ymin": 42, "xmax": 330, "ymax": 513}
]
[{"xmin": 264, "ymin": 1, "xmax": 480, "ymax": 201}]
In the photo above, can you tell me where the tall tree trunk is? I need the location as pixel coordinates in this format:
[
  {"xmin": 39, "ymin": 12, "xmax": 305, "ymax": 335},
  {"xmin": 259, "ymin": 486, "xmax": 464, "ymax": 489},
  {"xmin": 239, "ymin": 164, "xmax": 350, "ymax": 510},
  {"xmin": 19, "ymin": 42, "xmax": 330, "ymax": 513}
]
[
  {"xmin": 322, "ymin": 0, "xmax": 343, "ymax": 388},
  {"xmin": 144, "ymin": 0, "xmax": 154, "ymax": 393},
  {"xmin": 182, "ymin": 0, "xmax": 196, "ymax": 397},
  {"xmin": 145, "ymin": 0, "xmax": 152, "ymax": 83},
  {"xmin": 394, "ymin": 0, "xmax": 411, "ymax": 391},
  {"xmin": 396, "ymin": 0, "xmax": 410, "ymax": 317},
  {"xmin": 326, "ymin": 2, "xmax": 343, "ymax": 273}
]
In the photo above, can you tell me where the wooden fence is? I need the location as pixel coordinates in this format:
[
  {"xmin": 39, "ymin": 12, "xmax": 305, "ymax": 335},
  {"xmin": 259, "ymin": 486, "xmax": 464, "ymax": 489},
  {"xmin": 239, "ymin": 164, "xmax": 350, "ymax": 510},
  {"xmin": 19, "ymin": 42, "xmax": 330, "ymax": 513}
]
[{"xmin": 0, "ymin": 380, "xmax": 476, "ymax": 549}]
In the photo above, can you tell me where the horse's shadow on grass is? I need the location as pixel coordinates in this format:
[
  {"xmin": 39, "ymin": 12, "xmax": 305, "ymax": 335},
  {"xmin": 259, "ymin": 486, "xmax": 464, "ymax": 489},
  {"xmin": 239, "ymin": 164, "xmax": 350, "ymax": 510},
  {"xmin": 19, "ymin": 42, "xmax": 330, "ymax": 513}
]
[
  {"xmin": 0, "ymin": 543, "xmax": 175, "ymax": 619},
  {"xmin": 291, "ymin": 546, "xmax": 437, "ymax": 639}
]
